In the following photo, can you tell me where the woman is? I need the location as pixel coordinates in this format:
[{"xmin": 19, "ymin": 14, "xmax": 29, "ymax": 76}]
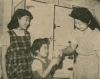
[
  {"xmin": 0, "ymin": 9, "xmax": 34, "ymax": 79},
  {"xmin": 62, "ymin": 7, "xmax": 100, "ymax": 79}
]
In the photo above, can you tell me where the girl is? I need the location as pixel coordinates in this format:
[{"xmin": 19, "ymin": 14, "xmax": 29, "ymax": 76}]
[
  {"xmin": 62, "ymin": 7, "xmax": 100, "ymax": 79},
  {"xmin": 0, "ymin": 9, "xmax": 34, "ymax": 79},
  {"xmin": 31, "ymin": 38, "xmax": 60, "ymax": 79}
]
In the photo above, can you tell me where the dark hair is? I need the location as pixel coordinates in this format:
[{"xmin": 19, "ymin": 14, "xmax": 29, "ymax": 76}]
[
  {"xmin": 69, "ymin": 7, "xmax": 100, "ymax": 30},
  {"xmin": 7, "ymin": 9, "xmax": 33, "ymax": 30},
  {"xmin": 31, "ymin": 38, "xmax": 50, "ymax": 56}
]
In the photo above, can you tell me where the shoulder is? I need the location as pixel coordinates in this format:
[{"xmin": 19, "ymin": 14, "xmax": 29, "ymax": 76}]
[
  {"xmin": 32, "ymin": 59, "xmax": 43, "ymax": 71},
  {"xmin": 33, "ymin": 59, "xmax": 42, "ymax": 64},
  {"xmin": 92, "ymin": 32, "xmax": 100, "ymax": 50},
  {"xmin": 26, "ymin": 31, "xmax": 34, "ymax": 37},
  {"xmin": 30, "ymin": 33, "xmax": 34, "ymax": 38},
  {"xmin": 92, "ymin": 28, "xmax": 100, "ymax": 39},
  {"xmin": 29, "ymin": 32, "xmax": 35, "ymax": 44},
  {"xmin": 25, "ymin": 30, "xmax": 30, "ymax": 35},
  {"xmin": 94, "ymin": 31, "xmax": 100, "ymax": 41},
  {"xmin": 32, "ymin": 59, "xmax": 43, "ymax": 68}
]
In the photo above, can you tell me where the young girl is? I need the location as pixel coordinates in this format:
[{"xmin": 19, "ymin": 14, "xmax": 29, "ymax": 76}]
[
  {"xmin": 62, "ymin": 7, "xmax": 100, "ymax": 79},
  {"xmin": 31, "ymin": 38, "xmax": 60, "ymax": 79},
  {"xmin": 0, "ymin": 9, "xmax": 34, "ymax": 79}
]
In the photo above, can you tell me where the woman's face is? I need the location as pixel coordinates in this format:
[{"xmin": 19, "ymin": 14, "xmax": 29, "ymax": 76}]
[
  {"xmin": 75, "ymin": 19, "xmax": 88, "ymax": 31},
  {"xmin": 18, "ymin": 15, "xmax": 30, "ymax": 30}
]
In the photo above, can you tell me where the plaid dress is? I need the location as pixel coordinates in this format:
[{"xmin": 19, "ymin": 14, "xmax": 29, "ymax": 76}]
[{"xmin": 6, "ymin": 30, "xmax": 32, "ymax": 79}]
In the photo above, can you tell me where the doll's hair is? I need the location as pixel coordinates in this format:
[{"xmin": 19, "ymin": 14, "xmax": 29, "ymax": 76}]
[
  {"xmin": 69, "ymin": 7, "xmax": 100, "ymax": 30},
  {"xmin": 7, "ymin": 9, "xmax": 33, "ymax": 30},
  {"xmin": 31, "ymin": 38, "xmax": 50, "ymax": 56}
]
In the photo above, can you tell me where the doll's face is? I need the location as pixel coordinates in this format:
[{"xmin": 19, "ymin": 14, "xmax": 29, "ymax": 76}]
[
  {"xmin": 75, "ymin": 19, "xmax": 88, "ymax": 31},
  {"xmin": 18, "ymin": 15, "xmax": 30, "ymax": 30}
]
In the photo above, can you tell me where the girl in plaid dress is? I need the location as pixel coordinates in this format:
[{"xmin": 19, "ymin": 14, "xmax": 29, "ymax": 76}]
[
  {"xmin": 62, "ymin": 7, "xmax": 100, "ymax": 79},
  {"xmin": 0, "ymin": 9, "xmax": 34, "ymax": 79}
]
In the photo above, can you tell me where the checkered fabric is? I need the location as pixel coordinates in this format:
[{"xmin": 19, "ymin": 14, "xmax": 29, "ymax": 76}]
[{"xmin": 6, "ymin": 30, "xmax": 32, "ymax": 79}]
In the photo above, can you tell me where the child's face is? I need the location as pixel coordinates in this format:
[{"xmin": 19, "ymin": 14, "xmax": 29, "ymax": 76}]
[
  {"xmin": 39, "ymin": 44, "xmax": 49, "ymax": 58},
  {"xmin": 75, "ymin": 19, "xmax": 88, "ymax": 31},
  {"xmin": 18, "ymin": 15, "xmax": 30, "ymax": 30}
]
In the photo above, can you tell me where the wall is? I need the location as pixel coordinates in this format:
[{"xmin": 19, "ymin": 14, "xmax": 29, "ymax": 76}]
[
  {"xmin": 3, "ymin": 0, "xmax": 12, "ymax": 33},
  {"xmin": 31, "ymin": 0, "xmax": 100, "ymax": 29},
  {"xmin": 32, "ymin": 0, "xmax": 99, "ymax": 15},
  {"xmin": 0, "ymin": 0, "xmax": 4, "ymax": 37},
  {"xmin": 0, "ymin": 0, "xmax": 4, "ymax": 76},
  {"xmin": 12, "ymin": 0, "xmax": 24, "ymax": 15}
]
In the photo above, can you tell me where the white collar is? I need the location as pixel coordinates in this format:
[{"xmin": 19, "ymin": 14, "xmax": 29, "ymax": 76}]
[{"xmin": 13, "ymin": 29, "xmax": 25, "ymax": 36}]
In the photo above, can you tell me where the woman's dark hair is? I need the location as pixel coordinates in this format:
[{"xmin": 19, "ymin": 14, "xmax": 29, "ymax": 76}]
[
  {"xmin": 69, "ymin": 7, "xmax": 100, "ymax": 30},
  {"xmin": 7, "ymin": 9, "xmax": 33, "ymax": 30},
  {"xmin": 31, "ymin": 38, "xmax": 50, "ymax": 56}
]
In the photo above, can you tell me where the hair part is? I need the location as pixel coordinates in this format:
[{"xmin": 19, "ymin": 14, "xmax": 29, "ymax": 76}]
[
  {"xmin": 7, "ymin": 9, "xmax": 33, "ymax": 30},
  {"xmin": 31, "ymin": 38, "xmax": 50, "ymax": 56}
]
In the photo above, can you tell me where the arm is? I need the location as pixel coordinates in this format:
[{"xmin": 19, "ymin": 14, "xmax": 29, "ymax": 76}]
[
  {"xmin": 37, "ymin": 58, "xmax": 59, "ymax": 78},
  {"xmin": 62, "ymin": 43, "xmax": 77, "ymax": 55},
  {"xmin": 1, "ymin": 46, "xmax": 8, "ymax": 79}
]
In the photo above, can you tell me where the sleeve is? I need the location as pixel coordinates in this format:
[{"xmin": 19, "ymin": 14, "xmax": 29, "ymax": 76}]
[
  {"xmin": 0, "ymin": 32, "xmax": 10, "ymax": 47},
  {"xmin": 70, "ymin": 30, "xmax": 78, "ymax": 44},
  {"xmin": 93, "ymin": 33, "xmax": 100, "ymax": 50},
  {"xmin": 31, "ymin": 60, "xmax": 42, "ymax": 71}
]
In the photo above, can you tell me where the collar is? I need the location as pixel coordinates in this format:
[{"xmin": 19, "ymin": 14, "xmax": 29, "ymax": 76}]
[{"xmin": 75, "ymin": 27, "xmax": 92, "ymax": 37}]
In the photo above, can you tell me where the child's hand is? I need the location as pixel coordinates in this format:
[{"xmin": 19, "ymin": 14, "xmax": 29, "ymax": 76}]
[
  {"xmin": 58, "ymin": 49, "xmax": 63, "ymax": 57},
  {"xmin": 51, "ymin": 58, "xmax": 59, "ymax": 66},
  {"xmin": 53, "ymin": 49, "xmax": 63, "ymax": 59}
]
